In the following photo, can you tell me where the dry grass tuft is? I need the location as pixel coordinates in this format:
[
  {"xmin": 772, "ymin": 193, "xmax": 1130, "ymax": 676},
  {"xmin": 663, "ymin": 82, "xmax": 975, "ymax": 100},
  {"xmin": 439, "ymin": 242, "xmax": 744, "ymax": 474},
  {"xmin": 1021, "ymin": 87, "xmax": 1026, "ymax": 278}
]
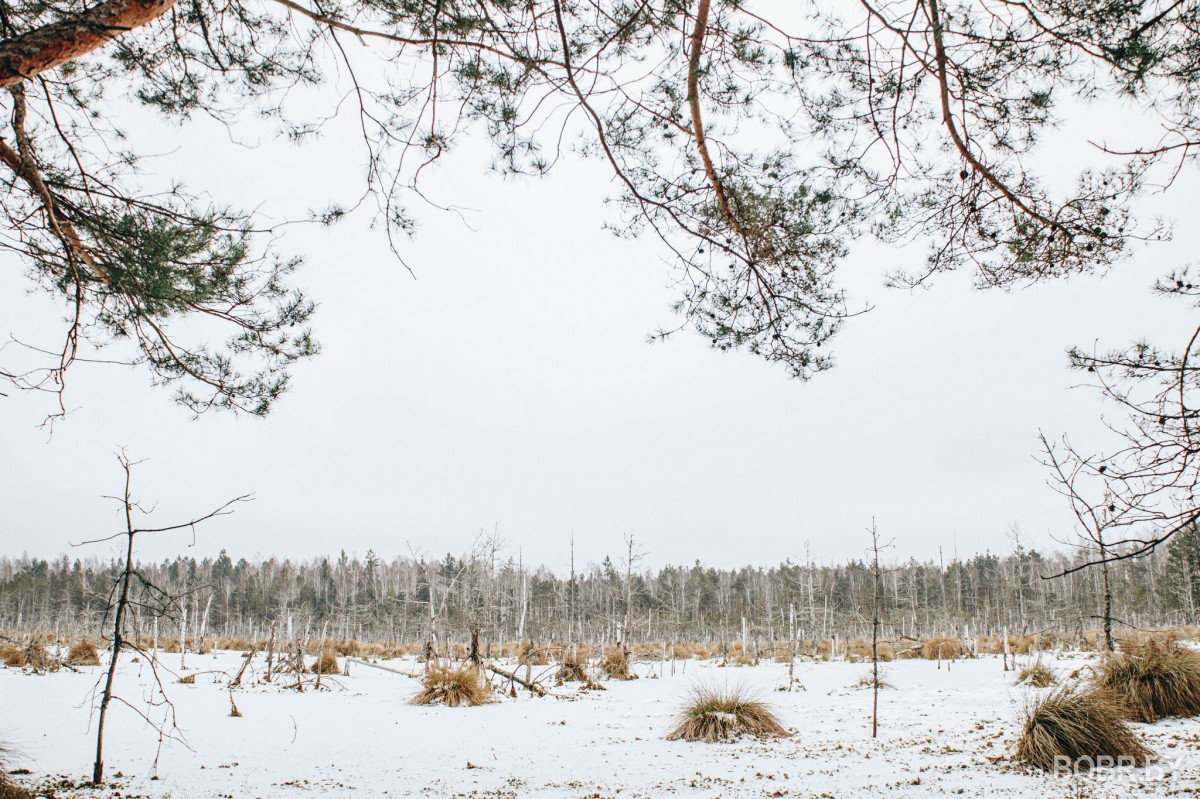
[
  {"xmin": 0, "ymin": 746, "xmax": 31, "ymax": 799},
  {"xmin": 376, "ymin": 644, "xmax": 413, "ymax": 660},
  {"xmin": 1016, "ymin": 661, "xmax": 1058, "ymax": 688},
  {"xmin": 666, "ymin": 685, "xmax": 790, "ymax": 743},
  {"xmin": 1014, "ymin": 685, "xmax": 1150, "ymax": 772},
  {"xmin": 920, "ymin": 636, "xmax": 965, "ymax": 660},
  {"xmin": 411, "ymin": 664, "xmax": 491, "ymax": 707},
  {"xmin": 309, "ymin": 650, "xmax": 340, "ymax": 674},
  {"xmin": 67, "ymin": 641, "xmax": 101, "ymax": 666},
  {"xmin": 1093, "ymin": 639, "xmax": 1200, "ymax": 722},
  {"xmin": 602, "ymin": 647, "xmax": 635, "ymax": 680},
  {"xmin": 3, "ymin": 642, "xmax": 59, "ymax": 672},
  {"xmin": 847, "ymin": 640, "xmax": 895, "ymax": 662},
  {"xmin": 215, "ymin": 637, "xmax": 253, "ymax": 652},
  {"xmin": 0, "ymin": 776, "xmax": 29, "ymax": 799},
  {"xmin": 333, "ymin": 640, "xmax": 362, "ymax": 657},
  {"xmin": 519, "ymin": 641, "xmax": 549, "ymax": 666},
  {"xmin": 556, "ymin": 651, "xmax": 588, "ymax": 683}
]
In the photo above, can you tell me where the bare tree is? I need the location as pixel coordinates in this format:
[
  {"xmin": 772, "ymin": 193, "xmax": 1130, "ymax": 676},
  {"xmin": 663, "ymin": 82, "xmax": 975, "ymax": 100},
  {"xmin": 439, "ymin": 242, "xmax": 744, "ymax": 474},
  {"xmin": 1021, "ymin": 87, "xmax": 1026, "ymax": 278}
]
[
  {"xmin": 1040, "ymin": 434, "xmax": 1121, "ymax": 652},
  {"xmin": 1049, "ymin": 277, "xmax": 1200, "ymax": 576},
  {"xmin": 81, "ymin": 451, "xmax": 250, "ymax": 784},
  {"xmin": 619, "ymin": 533, "xmax": 645, "ymax": 660},
  {"xmin": 867, "ymin": 519, "xmax": 894, "ymax": 739}
]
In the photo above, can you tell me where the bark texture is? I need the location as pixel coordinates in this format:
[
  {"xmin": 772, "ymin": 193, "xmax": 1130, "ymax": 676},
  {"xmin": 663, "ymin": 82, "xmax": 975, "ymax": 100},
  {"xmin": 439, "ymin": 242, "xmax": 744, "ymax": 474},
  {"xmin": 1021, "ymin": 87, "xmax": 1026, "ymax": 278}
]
[{"xmin": 0, "ymin": 0, "xmax": 176, "ymax": 88}]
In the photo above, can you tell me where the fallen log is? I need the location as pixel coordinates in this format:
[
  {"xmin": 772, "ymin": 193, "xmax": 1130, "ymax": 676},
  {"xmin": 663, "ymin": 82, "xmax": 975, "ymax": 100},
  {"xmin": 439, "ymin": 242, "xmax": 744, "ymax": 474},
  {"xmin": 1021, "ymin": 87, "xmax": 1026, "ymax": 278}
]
[
  {"xmin": 487, "ymin": 663, "xmax": 546, "ymax": 696},
  {"xmin": 345, "ymin": 657, "xmax": 422, "ymax": 679}
]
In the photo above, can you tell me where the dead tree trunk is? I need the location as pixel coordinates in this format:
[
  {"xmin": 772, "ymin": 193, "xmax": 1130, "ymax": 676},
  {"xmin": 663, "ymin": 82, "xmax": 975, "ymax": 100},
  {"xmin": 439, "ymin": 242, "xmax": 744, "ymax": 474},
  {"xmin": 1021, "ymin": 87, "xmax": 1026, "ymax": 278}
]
[
  {"xmin": 486, "ymin": 663, "xmax": 546, "ymax": 696},
  {"xmin": 867, "ymin": 519, "xmax": 891, "ymax": 740},
  {"xmin": 1100, "ymin": 537, "xmax": 1115, "ymax": 653},
  {"xmin": 92, "ymin": 458, "xmax": 138, "ymax": 784},
  {"xmin": 85, "ymin": 452, "xmax": 250, "ymax": 784}
]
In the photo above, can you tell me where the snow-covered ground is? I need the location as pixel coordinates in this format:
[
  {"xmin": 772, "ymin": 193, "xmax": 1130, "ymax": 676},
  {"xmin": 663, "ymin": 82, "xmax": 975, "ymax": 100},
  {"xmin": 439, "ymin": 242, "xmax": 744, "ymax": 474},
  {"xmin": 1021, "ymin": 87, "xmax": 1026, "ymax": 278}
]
[{"xmin": 3, "ymin": 650, "xmax": 1198, "ymax": 798}]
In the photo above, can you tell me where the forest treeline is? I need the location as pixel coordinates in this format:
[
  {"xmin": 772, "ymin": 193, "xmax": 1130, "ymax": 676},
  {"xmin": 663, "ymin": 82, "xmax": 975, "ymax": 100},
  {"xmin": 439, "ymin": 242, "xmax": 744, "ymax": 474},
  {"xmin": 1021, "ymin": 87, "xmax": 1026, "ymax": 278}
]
[{"xmin": 2, "ymin": 530, "xmax": 1199, "ymax": 648}]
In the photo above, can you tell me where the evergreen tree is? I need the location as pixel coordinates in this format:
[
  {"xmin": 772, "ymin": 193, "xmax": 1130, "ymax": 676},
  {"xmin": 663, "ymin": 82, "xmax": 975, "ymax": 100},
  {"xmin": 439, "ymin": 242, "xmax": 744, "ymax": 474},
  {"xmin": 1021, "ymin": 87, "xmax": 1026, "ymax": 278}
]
[{"xmin": 2, "ymin": 0, "xmax": 1197, "ymax": 413}]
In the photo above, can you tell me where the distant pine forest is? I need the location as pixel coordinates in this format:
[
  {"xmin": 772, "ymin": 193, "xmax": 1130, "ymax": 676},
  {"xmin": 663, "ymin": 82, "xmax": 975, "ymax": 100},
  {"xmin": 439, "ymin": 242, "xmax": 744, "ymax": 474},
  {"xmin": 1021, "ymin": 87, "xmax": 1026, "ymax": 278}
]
[{"xmin": 3, "ymin": 529, "xmax": 1199, "ymax": 648}]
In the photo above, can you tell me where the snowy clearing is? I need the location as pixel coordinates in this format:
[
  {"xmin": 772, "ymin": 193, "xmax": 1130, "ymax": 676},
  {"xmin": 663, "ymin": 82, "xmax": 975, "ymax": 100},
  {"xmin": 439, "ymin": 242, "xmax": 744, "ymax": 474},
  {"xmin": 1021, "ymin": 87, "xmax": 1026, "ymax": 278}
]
[{"xmin": 3, "ymin": 651, "xmax": 1199, "ymax": 798}]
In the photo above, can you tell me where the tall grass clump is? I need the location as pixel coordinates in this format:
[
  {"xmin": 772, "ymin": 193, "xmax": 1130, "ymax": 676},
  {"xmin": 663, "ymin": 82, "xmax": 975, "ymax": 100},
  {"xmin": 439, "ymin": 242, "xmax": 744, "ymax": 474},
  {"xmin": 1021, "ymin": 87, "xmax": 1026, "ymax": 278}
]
[
  {"xmin": 519, "ymin": 641, "xmax": 549, "ymax": 666},
  {"xmin": 556, "ymin": 651, "xmax": 587, "ymax": 683},
  {"xmin": 67, "ymin": 641, "xmax": 101, "ymax": 666},
  {"xmin": 0, "ymin": 775, "xmax": 28, "ymax": 799},
  {"xmin": 1093, "ymin": 639, "xmax": 1200, "ymax": 722},
  {"xmin": 921, "ymin": 636, "xmax": 964, "ymax": 660},
  {"xmin": 1014, "ymin": 685, "xmax": 1150, "ymax": 772},
  {"xmin": 2, "ymin": 642, "xmax": 59, "ymax": 672},
  {"xmin": 411, "ymin": 664, "xmax": 491, "ymax": 707},
  {"xmin": 846, "ymin": 640, "xmax": 895, "ymax": 663},
  {"xmin": 0, "ymin": 746, "xmax": 31, "ymax": 799},
  {"xmin": 665, "ymin": 685, "xmax": 789, "ymax": 743},
  {"xmin": 1016, "ymin": 661, "xmax": 1058, "ymax": 688},
  {"xmin": 309, "ymin": 650, "xmax": 340, "ymax": 674},
  {"xmin": 602, "ymin": 647, "xmax": 634, "ymax": 680}
]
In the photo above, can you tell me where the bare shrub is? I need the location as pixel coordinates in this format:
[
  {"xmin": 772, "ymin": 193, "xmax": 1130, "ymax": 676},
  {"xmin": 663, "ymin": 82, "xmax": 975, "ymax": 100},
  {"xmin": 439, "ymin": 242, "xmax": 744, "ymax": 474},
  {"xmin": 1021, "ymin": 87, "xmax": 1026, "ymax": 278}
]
[
  {"xmin": 411, "ymin": 664, "xmax": 491, "ymax": 707},
  {"xmin": 1014, "ymin": 685, "xmax": 1150, "ymax": 772},
  {"xmin": 1093, "ymin": 639, "xmax": 1200, "ymax": 722},
  {"xmin": 852, "ymin": 671, "xmax": 894, "ymax": 690},
  {"xmin": 666, "ymin": 685, "xmax": 790, "ymax": 743},
  {"xmin": 67, "ymin": 641, "xmax": 101, "ymax": 666},
  {"xmin": 1016, "ymin": 661, "xmax": 1058, "ymax": 688}
]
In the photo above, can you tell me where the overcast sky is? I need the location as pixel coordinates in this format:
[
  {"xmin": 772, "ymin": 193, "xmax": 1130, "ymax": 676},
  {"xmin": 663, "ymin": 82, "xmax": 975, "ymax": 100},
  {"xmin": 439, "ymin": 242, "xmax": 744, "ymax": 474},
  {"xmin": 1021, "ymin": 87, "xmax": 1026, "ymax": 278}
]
[{"xmin": 2, "ymin": 87, "xmax": 1197, "ymax": 573}]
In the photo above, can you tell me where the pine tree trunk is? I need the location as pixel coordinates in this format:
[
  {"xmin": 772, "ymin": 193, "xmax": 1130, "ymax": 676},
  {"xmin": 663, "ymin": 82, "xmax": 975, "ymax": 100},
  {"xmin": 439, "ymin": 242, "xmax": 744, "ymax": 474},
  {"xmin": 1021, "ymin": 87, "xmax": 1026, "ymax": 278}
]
[{"xmin": 0, "ymin": 0, "xmax": 178, "ymax": 89}]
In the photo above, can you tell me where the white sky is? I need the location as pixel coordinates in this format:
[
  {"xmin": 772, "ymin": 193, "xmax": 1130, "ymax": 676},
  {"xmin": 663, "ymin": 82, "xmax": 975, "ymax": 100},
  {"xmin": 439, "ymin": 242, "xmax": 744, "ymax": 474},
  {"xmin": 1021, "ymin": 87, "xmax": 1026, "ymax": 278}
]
[{"xmin": 1, "ymin": 80, "xmax": 1197, "ymax": 573}]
